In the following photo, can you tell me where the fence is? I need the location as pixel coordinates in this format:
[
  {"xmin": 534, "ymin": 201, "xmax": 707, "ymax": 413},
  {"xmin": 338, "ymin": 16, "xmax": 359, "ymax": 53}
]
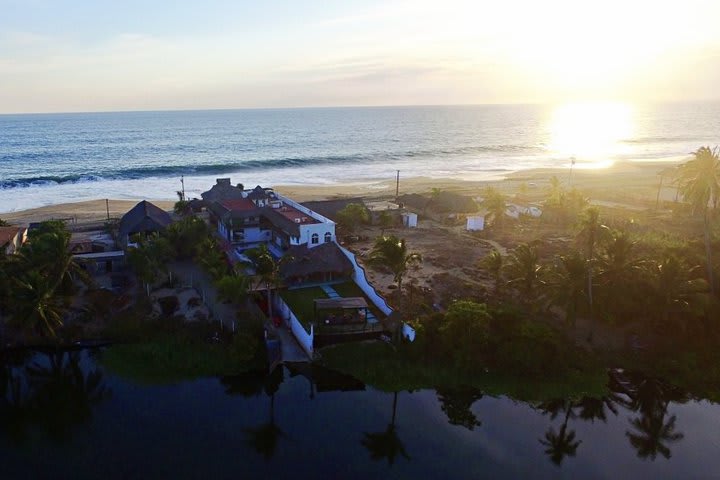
[
  {"xmin": 272, "ymin": 294, "xmax": 314, "ymax": 357},
  {"xmin": 337, "ymin": 244, "xmax": 393, "ymax": 316}
]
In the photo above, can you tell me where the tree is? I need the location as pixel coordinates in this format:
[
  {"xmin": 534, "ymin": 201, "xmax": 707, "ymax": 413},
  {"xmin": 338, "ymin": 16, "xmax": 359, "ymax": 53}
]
[
  {"xmin": 215, "ymin": 274, "xmax": 251, "ymax": 306},
  {"xmin": 482, "ymin": 187, "xmax": 507, "ymax": 230},
  {"xmin": 440, "ymin": 301, "xmax": 491, "ymax": 369},
  {"xmin": 676, "ymin": 146, "xmax": 720, "ymax": 294},
  {"xmin": 126, "ymin": 234, "xmax": 174, "ymax": 294},
  {"xmin": 369, "ymin": 235, "xmax": 422, "ymax": 305},
  {"xmin": 336, "ymin": 203, "xmax": 370, "ymax": 234},
  {"xmin": 595, "ymin": 231, "xmax": 645, "ymax": 319},
  {"xmin": 9, "ymin": 221, "xmax": 91, "ymax": 335},
  {"xmin": 646, "ymin": 256, "xmax": 707, "ymax": 331},
  {"xmin": 543, "ymin": 251, "xmax": 588, "ymax": 327},
  {"xmin": 11, "ymin": 271, "xmax": 68, "ymax": 336},
  {"xmin": 377, "ymin": 210, "xmax": 393, "ymax": 236},
  {"xmin": 505, "ymin": 243, "xmax": 543, "ymax": 306},
  {"xmin": 481, "ymin": 249, "xmax": 504, "ymax": 295},
  {"xmin": 245, "ymin": 244, "xmax": 292, "ymax": 319},
  {"xmin": 173, "ymin": 200, "xmax": 191, "ymax": 217},
  {"xmin": 576, "ymin": 207, "xmax": 610, "ymax": 337},
  {"xmin": 0, "ymin": 218, "xmax": 8, "ymax": 226}
]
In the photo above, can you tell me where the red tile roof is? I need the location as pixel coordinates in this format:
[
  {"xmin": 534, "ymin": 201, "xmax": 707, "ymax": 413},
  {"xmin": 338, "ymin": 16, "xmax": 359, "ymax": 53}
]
[
  {"xmin": 0, "ymin": 226, "xmax": 21, "ymax": 246},
  {"xmin": 221, "ymin": 198, "xmax": 258, "ymax": 212}
]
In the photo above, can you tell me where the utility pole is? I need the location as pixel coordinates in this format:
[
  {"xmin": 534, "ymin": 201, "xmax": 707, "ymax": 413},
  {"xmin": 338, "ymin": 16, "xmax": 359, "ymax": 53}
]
[
  {"xmin": 569, "ymin": 157, "xmax": 576, "ymax": 188},
  {"xmin": 180, "ymin": 175, "xmax": 186, "ymax": 201},
  {"xmin": 395, "ymin": 170, "xmax": 400, "ymax": 199},
  {"xmin": 105, "ymin": 199, "xmax": 110, "ymax": 221}
]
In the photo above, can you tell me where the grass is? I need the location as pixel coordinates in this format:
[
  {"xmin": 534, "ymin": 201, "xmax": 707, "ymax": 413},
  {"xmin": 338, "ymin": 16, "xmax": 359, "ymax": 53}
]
[
  {"xmin": 280, "ymin": 286, "xmax": 328, "ymax": 328},
  {"xmin": 319, "ymin": 341, "xmax": 608, "ymax": 401},
  {"xmin": 100, "ymin": 335, "xmax": 258, "ymax": 384}
]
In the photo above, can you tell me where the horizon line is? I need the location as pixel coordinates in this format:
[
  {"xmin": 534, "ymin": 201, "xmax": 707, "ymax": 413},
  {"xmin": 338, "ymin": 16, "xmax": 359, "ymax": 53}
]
[{"xmin": 2, "ymin": 98, "xmax": 720, "ymax": 116}]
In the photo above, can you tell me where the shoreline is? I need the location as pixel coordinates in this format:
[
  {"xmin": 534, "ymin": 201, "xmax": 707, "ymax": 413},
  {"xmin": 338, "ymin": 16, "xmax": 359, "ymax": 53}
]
[{"xmin": 1, "ymin": 160, "xmax": 679, "ymax": 226}]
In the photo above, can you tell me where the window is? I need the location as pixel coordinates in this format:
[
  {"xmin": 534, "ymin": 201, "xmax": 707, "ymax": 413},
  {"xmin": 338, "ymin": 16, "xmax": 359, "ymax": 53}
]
[
  {"xmin": 324, "ymin": 232, "xmax": 332, "ymax": 243},
  {"xmin": 311, "ymin": 233, "xmax": 319, "ymax": 244}
]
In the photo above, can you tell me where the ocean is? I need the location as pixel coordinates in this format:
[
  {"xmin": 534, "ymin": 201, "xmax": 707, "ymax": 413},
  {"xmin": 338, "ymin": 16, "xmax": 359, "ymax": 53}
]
[{"xmin": 1, "ymin": 103, "xmax": 718, "ymax": 213}]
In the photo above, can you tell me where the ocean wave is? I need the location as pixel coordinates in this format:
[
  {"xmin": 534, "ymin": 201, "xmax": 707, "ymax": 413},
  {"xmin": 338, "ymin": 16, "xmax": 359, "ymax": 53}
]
[{"xmin": 0, "ymin": 144, "xmax": 537, "ymax": 189}]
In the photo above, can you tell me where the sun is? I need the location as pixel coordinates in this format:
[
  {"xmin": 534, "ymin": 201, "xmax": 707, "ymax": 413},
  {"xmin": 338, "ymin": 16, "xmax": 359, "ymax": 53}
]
[{"xmin": 548, "ymin": 102, "xmax": 634, "ymax": 168}]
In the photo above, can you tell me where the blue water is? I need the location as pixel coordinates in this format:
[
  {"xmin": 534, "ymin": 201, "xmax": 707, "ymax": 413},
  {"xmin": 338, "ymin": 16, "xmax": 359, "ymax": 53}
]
[
  {"xmin": 1, "ymin": 104, "xmax": 719, "ymax": 212},
  {"xmin": 1, "ymin": 349, "xmax": 719, "ymax": 479}
]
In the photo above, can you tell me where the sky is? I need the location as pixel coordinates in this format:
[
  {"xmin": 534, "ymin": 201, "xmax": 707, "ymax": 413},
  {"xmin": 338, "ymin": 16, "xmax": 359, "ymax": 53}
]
[{"xmin": 2, "ymin": 0, "xmax": 720, "ymax": 113}]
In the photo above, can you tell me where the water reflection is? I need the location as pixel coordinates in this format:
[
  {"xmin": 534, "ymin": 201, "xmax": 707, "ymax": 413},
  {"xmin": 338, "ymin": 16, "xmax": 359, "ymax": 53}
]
[
  {"xmin": 538, "ymin": 399, "xmax": 582, "ymax": 466},
  {"xmin": 612, "ymin": 371, "xmax": 687, "ymax": 460},
  {"xmin": 0, "ymin": 349, "xmax": 110, "ymax": 443},
  {"xmin": 242, "ymin": 368, "xmax": 285, "ymax": 460},
  {"xmin": 361, "ymin": 392, "xmax": 410, "ymax": 465},
  {"xmin": 437, "ymin": 386, "xmax": 483, "ymax": 430},
  {"xmin": 534, "ymin": 370, "xmax": 690, "ymax": 466}
]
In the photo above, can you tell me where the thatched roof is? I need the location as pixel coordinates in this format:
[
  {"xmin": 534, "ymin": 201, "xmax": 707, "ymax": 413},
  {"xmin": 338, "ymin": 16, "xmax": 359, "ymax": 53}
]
[
  {"xmin": 201, "ymin": 178, "xmax": 245, "ymax": 203},
  {"xmin": 119, "ymin": 200, "xmax": 172, "ymax": 238},
  {"xmin": 280, "ymin": 242, "xmax": 353, "ymax": 279}
]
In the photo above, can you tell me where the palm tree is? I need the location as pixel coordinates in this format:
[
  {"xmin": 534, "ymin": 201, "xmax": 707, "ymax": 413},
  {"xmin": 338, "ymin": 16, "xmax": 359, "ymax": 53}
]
[
  {"xmin": 245, "ymin": 244, "xmax": 292, "ymax": 320},
  {"xmin": 361, "ymin": 392, "xmax": 409, "ymax": 465},
  {"xmin": 505, "ymin": 243, "xmax": 543, "ymax": 306},
  {"xmin": 215, "ymin": 273, "xmax": 251, "ymax": 306},
  {"xmin": 595, "ymin": 231, "xmax": 645, "ymax": 319},
  {"xmin": 11, "ymin": 271, "xmax": 67, "ymax": 336},
  {"xmin": 482, "ymin": 187, "xmax": 507, "ymax": 230},
  {"xmin": 576, "ymin": 207, "xmax": 610, "ymax": 337},
  {"xmin": 481, "ymin": 249, "xmax": 504, "ymax": 295},
  {"xmin": 369, "ymin": 236, "xmax": 422, "ymax": 306},
  {"xmin": 647, "ymin": 256, "xmax": 707, "ymax": 330},
  {"xmin": 543, "ymin": 250, "xmax": 588, "ymax": 327},
  {"xmin": 676, "ymin": 146, "xmax": 720, "ymax": 294}
]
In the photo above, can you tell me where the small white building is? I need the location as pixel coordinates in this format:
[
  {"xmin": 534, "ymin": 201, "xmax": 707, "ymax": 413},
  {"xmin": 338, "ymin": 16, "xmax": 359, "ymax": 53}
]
[
  {"xmin": 466, "ymin": 215, "xmax": 485, "ymax": 231},
  {"xmin": 401, "ymin": 212, "xmax": 418, "ymax": 228}
]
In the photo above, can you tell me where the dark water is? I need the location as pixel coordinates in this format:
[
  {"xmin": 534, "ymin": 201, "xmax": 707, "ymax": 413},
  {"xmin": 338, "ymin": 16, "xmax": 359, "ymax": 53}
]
[
  {"xmin": 1, "ymin": 349, "xmax": 719, "ymax": 479},
  {"xmin": 2, "ymin": 103, "xmax": 720, "ymax": 212}
]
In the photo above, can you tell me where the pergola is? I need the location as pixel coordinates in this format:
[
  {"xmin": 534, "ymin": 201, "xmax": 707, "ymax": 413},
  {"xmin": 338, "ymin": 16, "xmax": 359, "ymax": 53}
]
[{"xmin": 313, "ymin": 297, "xmax": 369, "ymax": 325}]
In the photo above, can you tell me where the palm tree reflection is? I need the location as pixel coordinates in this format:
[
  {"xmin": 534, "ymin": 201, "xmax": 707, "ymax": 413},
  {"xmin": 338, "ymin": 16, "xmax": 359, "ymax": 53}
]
[{"xmin": 361, "ymin": 392, "xmax": 409, "ymax": 465}]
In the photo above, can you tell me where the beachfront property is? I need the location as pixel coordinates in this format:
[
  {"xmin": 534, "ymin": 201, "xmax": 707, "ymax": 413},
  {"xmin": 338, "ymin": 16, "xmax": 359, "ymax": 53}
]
[
  {"xmin": 202, "ymin": 179, "xmax": 394, "ymax": 357},
  {"xmin": 204, "ymin": 180, "xmax": 338, "ymax": 257},
  {"xmin": 0, "ymin": 226, "xmax": 27, "ymax": 255}
]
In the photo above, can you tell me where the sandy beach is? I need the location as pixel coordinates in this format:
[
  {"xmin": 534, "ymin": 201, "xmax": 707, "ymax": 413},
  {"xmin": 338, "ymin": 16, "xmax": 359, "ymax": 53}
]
[{"xmin": 1, "ymin": 160, "xmax": 680, "ymax": 226}]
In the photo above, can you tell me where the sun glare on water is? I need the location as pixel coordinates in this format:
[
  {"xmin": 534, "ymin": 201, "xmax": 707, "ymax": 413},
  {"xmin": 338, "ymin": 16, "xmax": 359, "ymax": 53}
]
[{"xmin": 548, "ymin": 102, "xmax": 634, "ymax": 168}]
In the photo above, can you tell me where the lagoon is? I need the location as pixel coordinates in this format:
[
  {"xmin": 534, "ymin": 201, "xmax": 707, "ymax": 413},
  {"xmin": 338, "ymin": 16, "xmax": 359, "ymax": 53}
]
[{"xmin": 1, "ymin": 348, "xmax": 719, "ymax": 479}]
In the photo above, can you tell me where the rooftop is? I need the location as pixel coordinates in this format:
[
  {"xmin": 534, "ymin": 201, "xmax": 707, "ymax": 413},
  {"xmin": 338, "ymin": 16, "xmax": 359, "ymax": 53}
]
[
  {"xmin": 273, "ymin": 205, "xmax": 319, "ymax": 225},
  {"xmin": 0, "ymin": 226, "xmax": 22, "ymax": 246}
]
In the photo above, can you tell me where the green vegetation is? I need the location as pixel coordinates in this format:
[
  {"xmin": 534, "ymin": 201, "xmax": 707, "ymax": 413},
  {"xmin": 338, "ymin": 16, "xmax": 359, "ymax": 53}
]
[
  {"xmin": 336, "ymin": 203, "xmax": 370, "ymax": 234},
  {"xmin": 0, "ymin": 220, "xmax": 91, "ymax": 337},
  {"xmin": 280, "ymin": 287, "xmax": 327, "ymax": 327},
  {"xmin": 101, "ymin": 333, "xmax": 261, "ymax": 384},
  {"xmin": 368, "ymin": 235, "xmax": 421, "ymax": 300},
  {"xmin": 320, "ymin": 341, "xmax": 607, "ymax": 401}
]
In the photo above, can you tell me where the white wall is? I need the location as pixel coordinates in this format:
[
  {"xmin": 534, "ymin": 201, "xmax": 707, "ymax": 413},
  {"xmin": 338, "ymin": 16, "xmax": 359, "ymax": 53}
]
[
  {"xmin": 299, "ymin": 222, "xmax": 336, "ymax": 248},
  {"xmin": 272, "ymin": 294, "xmax": 314, "ymax": 357},
  {"xmin": 337, "ymin": 244, "xmax": 393, "ymax": 316}
]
